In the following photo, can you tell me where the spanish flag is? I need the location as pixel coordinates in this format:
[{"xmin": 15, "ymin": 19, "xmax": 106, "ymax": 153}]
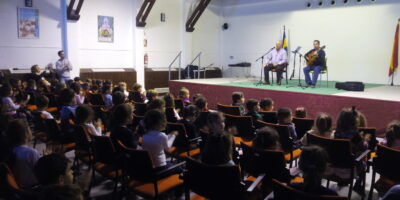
[
  {"xmin": 389, "ymin": 19, "xmax": 399, "ymax": 77},
  {"xmin": 282, "ymin": 26, "xmax": 288, "ymax": 54}
]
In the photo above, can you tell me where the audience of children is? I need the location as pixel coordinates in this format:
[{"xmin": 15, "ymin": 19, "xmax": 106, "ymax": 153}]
[{"xmin": 1, "ymin": 73, "xmax": 399, "ymax": 199}]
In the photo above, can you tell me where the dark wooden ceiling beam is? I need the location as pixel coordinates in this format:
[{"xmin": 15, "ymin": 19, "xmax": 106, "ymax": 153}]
[
  {"xmin": 186, "ymin": 0, "xmax": 211, "ymax": 32},
  {"xmin": 67, "ymin": 0, "xmax": 85, "ymax": 21},
  {"xmin": 136, "ymin": 0, "xmax": 157, "ymax": 27}
]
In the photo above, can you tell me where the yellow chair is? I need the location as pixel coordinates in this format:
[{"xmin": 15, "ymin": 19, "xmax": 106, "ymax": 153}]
[{"xmin": 310, "ymin": 58, "xmax": 329, "ymax": 87}]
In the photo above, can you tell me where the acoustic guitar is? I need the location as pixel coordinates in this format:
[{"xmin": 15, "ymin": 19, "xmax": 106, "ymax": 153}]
[{"xmin": 305, "ymin": 45, "xmax": 326, "ymax": 66}]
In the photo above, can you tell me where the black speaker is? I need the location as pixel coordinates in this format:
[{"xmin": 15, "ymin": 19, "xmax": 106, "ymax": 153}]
[
  {"xmin": 222, "ymin": 23, "xmax": 229, "ymax": 30},
  {"xmin": 335, "ymin": 82, "xmax": 365, "ymax": 91}
]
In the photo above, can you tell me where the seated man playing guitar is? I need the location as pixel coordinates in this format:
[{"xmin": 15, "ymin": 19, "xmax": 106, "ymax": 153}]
[{"xmin": 303, "ymin": 40, "xmax": 326, "ymax": 88}]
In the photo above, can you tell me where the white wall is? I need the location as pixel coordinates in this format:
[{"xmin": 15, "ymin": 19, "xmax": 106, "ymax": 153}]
[
  {"xmin": 0, "ymin": 0, "xmax": 62, "ymax": 69},
  {"xmin": 191, "ymin": 4, "xmax": 223, "ymax": 68},
  {"xmin": 75, "ymin": 0, "xmax": 135, "ymax": 70},
  {"xmin": 222, "ymin": 0, "xmax": 400, "ymax": 84}
]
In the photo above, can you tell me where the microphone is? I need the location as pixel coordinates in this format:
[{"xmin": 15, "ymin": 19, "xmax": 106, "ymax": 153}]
[{"xmin": 270, "ymin": 47, "xmax": 276, "ymax": 50}]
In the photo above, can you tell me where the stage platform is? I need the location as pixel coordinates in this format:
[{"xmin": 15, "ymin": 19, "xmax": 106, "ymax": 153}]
[{"xmin": 169, "ymin": 78, "xmax": 400, "ymax": 134}]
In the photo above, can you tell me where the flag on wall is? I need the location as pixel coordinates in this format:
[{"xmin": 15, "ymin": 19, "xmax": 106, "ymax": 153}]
[
  {"xmin": 389, "ymin": 19, "xmax": 399, "ymax": 77},
  {"xmin": 282, "ymin": 27, "xmax": 288, "ymax": 54}
]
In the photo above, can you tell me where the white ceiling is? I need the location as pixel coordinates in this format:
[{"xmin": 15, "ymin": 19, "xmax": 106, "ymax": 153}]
[{"xmin": 209, "ymin": 0, "xmax": 283, "ymax": 6}]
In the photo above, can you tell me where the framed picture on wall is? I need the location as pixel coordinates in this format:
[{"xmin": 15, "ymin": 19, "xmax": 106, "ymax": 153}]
[
  {"xmin": 17, "ymin": 7, "xmax": 39, "ymax": 39},
  {"xmin": 98, "ymin": 15, "xmax": 114, "ymax": 43}
]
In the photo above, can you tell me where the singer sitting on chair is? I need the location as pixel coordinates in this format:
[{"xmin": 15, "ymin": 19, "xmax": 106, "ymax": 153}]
[
  {"xmin": 303, "ymin": 40, "xmax": 326, "ymax": 88},
  {"xmin": 264, "ymin": 41, "xmax": 288, "ymax": 85}
]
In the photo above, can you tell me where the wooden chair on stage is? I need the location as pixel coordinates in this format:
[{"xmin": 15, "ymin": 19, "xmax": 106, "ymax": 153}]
[
  {"xmin": 183, "ymin": 157, "xmax": 265, "ymax": 200},
  {"xmin": 259, "ymin": 111, "xmax": 278, "ymax": 124},
  {"xmin": 270, "ymin": 63, "xmax": 289, "ymax": 85},
  {"xmin": 306, "ymin": 133, "xmax": 370, "ymax": 199},
  {"xmin": 292, "ymin": 117, "xmax": 315, "ymax": 140},
  {"xmin": 368, "ymin": 144, "xmax": 400, "ymax": 200},
  {"xmin": 270, "ymin": 179, "xmax": 348, "ymax": 200},
  {"xmin": 255, "ymin": 120, "xmax": 301, "ymax": 167},
  {"xmin": 217, "ymin": 103, "xmax": 241, "ymax": 116}
]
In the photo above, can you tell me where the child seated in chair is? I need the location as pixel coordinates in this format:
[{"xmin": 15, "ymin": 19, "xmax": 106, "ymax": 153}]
[
  {"xmin": 231, "ymin": 91, "xmax": 245, "ymax": 115},
  {"xmin": 277, "ymin": 107, "xmax": 297, "ymax": 139},
  {"xmin": 259, "ymin": 98, "xmax": 274, "ymax": 112},
  {"xmin": 290, "ymin": 145, "xmax": 338, "ymax": 196},
  {"xmin": 244, "ymin": 99, "xmax": 263, "ymax": 123},
  {"xmin": 35, "ymin": 95, "xmax": 54, "ymax": 119},
  {"xmin": 110, "ymin": 104, "xmax": 139, "ymax": 149},
  {"xmin": 75, "ymin": 105, "xmax": 102, "ymax": 136},
  {"xmin": 101, "ymin": 84, "xmax": 113, "ymax": 108},
  {"xmin": 34, "ymin": 153, "xmax": 73, "ymax": 187},
  {"xmin": 382, "ymin": 120, "xmax": 400, "ymax": 150},
  {"xmin": 145, "ymin": 89, "xmax": 158, "ymax": 104},
  {"xmin": 178, "ymin": 105, "xmax": 199, "ymax": 140},
  {"xmin": 252, "ymin": 126, "xmax": 281, "ymax": 151},
  {"xmin": 301, "ymin": 113, "xmax": 333, "ymax": 146},
  {"xmin": 178, "ymin": 87, "xmax": 191, "ymax": 106},
  {"xmin": 59, "ymin": 88, "xmax": 77, "ymax": 142},
  {"xmin": 201, "ymin": 112, "xmax": 235, "ymax": 166},
  {"xmin": 128, "ymin": 83, "xmax": 146, "ymax": 103},
  {"xmin": 70, "ymin": 82, "xmax": 84, "ymax": 106},
  {"xmin": 7, "ymin": 119, "xmax": 40, "ymax": 188},
  {"xmin": 142, "ymin": 109, "xmax": 177, "ymax": 171}
]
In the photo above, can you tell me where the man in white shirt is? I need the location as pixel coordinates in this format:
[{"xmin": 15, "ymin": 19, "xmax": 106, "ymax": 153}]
[
  {"xmin": 55, "ymin": 50, "xmax": 73, "ymax": 84},
  {"xmin": 264, "ymin": 41, "xmax": 288, "ymax": 85}
]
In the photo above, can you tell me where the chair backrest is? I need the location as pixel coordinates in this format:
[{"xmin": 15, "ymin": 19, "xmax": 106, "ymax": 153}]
[
  {"xmin": 174, "ymin": 99, "xmax": 184, "ymax": 111},
  {"xmin": 358, "ymin": 127, "xmax": 377, "ymax": 151},
  {"xmin": 224, "ymin": 114, "xmax": 255, "ymax": 139},
  {"xmin": 0, "ymin": 162, "xmax": 38, "ymax": 199},
  {"xmin": 292, "ymin": 117, "xmax": 315, "ymax": 139},
  {"xmin": 256, "ymin": 121, "xmax": 293, "ymax": 153},
  {"xmin": 89, "ymin": 93, "xmax": 105, "ymax": 106},
  {"xmin": 74, "ymin": 125, "xmax": 91, "ymax": 152},
  {"xmin": 128, "ymin": 92, "xmax": 144, "ymax": 103},
  {"xmin": 184, "ymin": 157, "xmax": 245, "ymax": 200},
  {"xmin": 31, "ymin": 111, "xmax": 46, "ymax": 132},
  {"xmin": 373, "ymin": 144, "xmax": 400, "ymax": 182},
  {"xmin": 194, "ymin": 111, "xmax": 209, "ymax": 130},
  {"xmin": 91, "ymin": 135, "xmax": 117, "ymax": 165},
  {"xmin": 119, "ymin": 144, "xmax": 156, "ymax": 182},
  {"xmin": 134, "ymin": 102, "xmax": 147, "ymax": 116},
  {"xmin": 166, "ymin": 122, "xmax": 188, "ymax": 148},
  {"xmin": 165, "ymin": 107, "xmax": 178, "ymax": 123},
  {"xmin": 217, "ymin": 103, "xmax": 241, "ymax": 116},
  {"xmin": 306, "ymin": 133, "xmax": 354, "ymax": 169},
  {"xmin": 259, "ymin": 111, "xmax": 278, "ymax": 124},
  {"xmin": 272, "ymin": 179, "xmax": 348, "ymax": 200},
  {"xmin": 240, "ymin": 143, "xmax": 290, "ymax": 183},
  {"xmin": 44, "ymin": 119, "xmax": 62, "ymax": 141}
]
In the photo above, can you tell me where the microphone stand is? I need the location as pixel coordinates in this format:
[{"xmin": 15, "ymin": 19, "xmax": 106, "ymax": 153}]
[
  {"xmin": 297, "ymin": 53, "xmax": 306, "ymax": 89},
  {"xmin": 255, "ymin": 48, "xmax": 274, "ymax": 86}
]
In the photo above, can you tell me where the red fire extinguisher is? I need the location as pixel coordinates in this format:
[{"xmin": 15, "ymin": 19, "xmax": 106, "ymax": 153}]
[{"xmin": 144, "ymin": 53, "xmax": 148, "ymax": 68}]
